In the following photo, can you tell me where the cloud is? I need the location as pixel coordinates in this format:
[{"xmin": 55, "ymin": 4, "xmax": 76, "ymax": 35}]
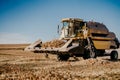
[{"xmin": 0, "ymin": 33, "xmax": 31, "ymax": 44}]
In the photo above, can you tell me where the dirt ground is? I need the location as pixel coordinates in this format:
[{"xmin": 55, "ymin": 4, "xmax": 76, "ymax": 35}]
[{"xmin": 0, "ymin": 44, "xmax": 120, "ymax": 80}]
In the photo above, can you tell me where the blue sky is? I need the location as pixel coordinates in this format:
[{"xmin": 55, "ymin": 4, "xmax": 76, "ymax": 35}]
[{"xmin": 0, "ymin": 0, "xmax": 120, "ymax": 44}]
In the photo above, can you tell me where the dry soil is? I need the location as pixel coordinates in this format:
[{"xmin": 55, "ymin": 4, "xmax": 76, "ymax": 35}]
[{"xmin": 0, "ymin": 44, "xmax": 120, "ymax": 80}]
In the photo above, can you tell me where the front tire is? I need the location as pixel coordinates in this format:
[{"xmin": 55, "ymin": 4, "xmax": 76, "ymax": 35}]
[
  {"xmin": 83, "ymin": 37, "xmax": 97, "ymax": 59},
  {"xmin": 57, "ymin": 53, "xmax": 69, "ymax": 61},
  {"xmin": 83, "ymin": 47, "xmax": 97, "ymax": 59}
]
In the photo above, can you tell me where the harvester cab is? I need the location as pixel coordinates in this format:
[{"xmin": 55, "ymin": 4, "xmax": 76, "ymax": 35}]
[{"xmin": 60, "ymin": 18, "xmax": 88, "ymax": 40}]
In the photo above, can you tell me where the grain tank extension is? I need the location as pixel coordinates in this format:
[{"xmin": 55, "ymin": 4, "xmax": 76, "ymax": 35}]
[{"xmin": 32, "ymin": 18, "xmax": 119, "ymax": 60}]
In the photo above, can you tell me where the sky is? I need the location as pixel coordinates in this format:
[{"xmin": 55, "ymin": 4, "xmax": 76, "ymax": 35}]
[{"xmin": 0, "ymin": 0, "xmax": 120, "ymax": 44}]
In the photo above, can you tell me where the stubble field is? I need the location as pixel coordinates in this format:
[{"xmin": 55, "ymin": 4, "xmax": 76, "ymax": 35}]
[{"xmin": 0, "ymin": 44, "xmax": 120, "ymax": 80}]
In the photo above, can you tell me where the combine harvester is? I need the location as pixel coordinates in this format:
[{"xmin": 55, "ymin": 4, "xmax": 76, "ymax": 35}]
[{"xmin": 25, "ymin": 18, "xmax": 119, "ymax": 61}]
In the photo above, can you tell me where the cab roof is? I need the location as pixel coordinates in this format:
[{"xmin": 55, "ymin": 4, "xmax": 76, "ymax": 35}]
[{"xmin": 61, "ymin": 18, "xmax": 83, "ymax": 22}]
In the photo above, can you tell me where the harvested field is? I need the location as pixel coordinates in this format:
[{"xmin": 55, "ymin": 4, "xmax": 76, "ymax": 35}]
[
  {"xmin": 0, "ymin": 44, "xmax": 29, "ymax": 50},
  {"xmin": 0, "ymin": 44, "xmax": 120, "ymax": 80}
]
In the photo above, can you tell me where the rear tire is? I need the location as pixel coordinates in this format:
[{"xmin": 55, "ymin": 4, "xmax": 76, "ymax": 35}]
[{"xmin": 110, "ymin": 50, "xmax": 118, "ymax": 61}]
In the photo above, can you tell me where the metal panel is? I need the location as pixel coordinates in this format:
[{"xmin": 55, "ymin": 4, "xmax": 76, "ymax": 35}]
[{"xmin": 93, "ymin": 40, "xmax": 111, "ymax": 49}]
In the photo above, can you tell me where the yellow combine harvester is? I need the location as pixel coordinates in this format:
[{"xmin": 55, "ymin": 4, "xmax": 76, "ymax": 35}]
[{"xmin": 29, "ymin": 18, "xmax": 119, "ymax": 61}]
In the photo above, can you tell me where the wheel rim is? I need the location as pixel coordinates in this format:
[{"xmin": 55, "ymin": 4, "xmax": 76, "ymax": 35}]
[
  {"xmin": 89, "ymin": 46, "xmax": 96, "ymax": 58},
  {"xmin": 111, "ymin": 51, "xmax": 118, "ymax": 60},
  {"xmin": 90, "ymin": 51, "xmax": 95, "ymax": 58},
  {"xmin": 114, "ymin": 52, "xmax": 118, "ymax": 59}
]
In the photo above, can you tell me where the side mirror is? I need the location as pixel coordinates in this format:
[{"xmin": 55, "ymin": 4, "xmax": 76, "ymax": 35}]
[{"xmin": 57, "ymin": 25, "xmax": 60, "ymax": 34}]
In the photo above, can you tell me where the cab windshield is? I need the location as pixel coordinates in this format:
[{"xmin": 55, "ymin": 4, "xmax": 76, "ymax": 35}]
[{"xmin": 63, "ymin": 21, "xmax": 69, "ymax": 27}]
